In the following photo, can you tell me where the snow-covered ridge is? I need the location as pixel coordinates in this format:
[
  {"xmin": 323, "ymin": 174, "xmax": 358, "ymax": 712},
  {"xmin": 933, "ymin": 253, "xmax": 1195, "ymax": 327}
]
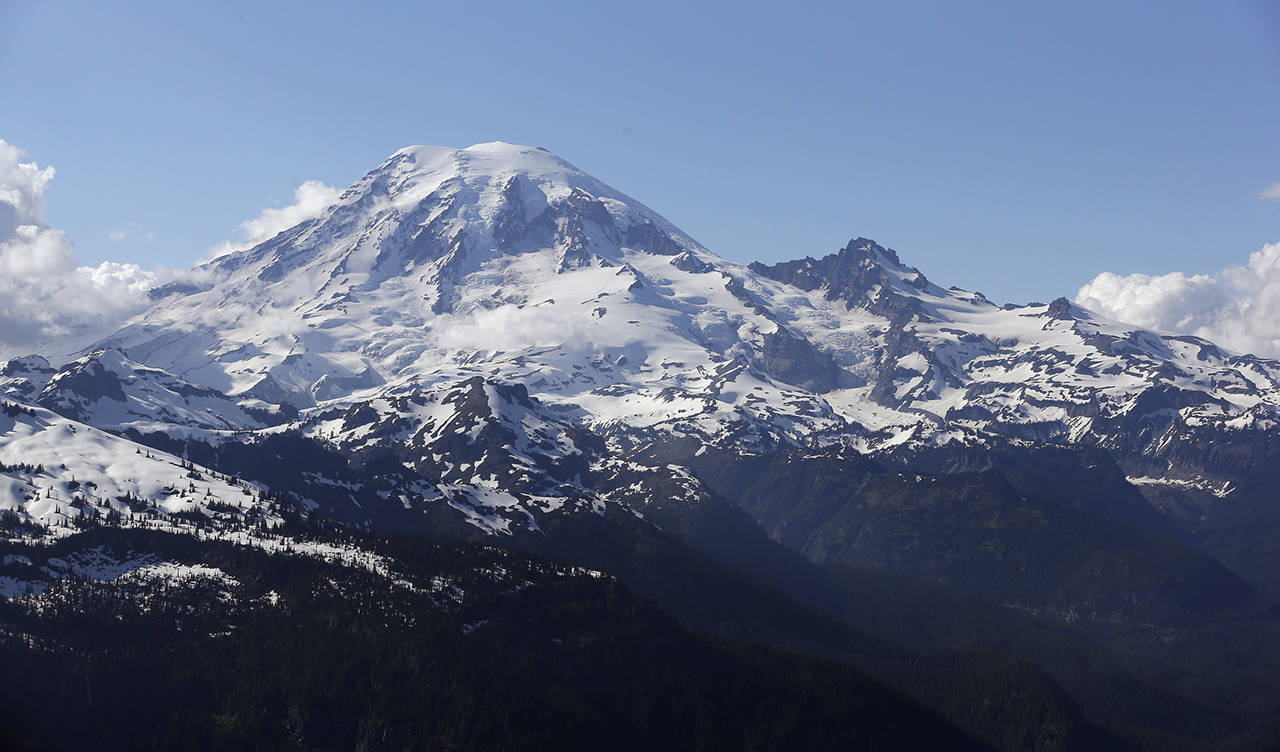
[
  {"xmin": 0, "ymin": 400, "xmax": 278, "ymax": 533},
  {"xmin": 28, "ymin": 348, "xmax": 278, "ymax": 434}
]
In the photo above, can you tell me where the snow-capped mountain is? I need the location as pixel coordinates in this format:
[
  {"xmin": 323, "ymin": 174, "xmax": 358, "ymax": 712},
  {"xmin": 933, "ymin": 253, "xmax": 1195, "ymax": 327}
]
[
  {"xmin": 5, "ymin": 140, "xmax": 1280, "ymax": 559},
  {"xmin": 11, "ymin": 142, "xmax": 1280, "ymax": 749},
  {"xmin": 0, "ymin": 143, "xmax": 1270, "ymax": 542},
  {"xmin": 93, "ymin": 143, "xmax": 847, "ymax": 448},
  {"xmin": 54, "ymin": 143, "xmax": 1273, "ymax": 516}
]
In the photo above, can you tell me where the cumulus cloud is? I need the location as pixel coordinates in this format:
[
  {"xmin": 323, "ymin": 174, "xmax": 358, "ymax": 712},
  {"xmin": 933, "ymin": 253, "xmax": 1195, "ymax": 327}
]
[
  {"xmin": 1258, "ymin": 182, "xmax": 1280, "ymax": 201},
  {"xmin": 1077, "ymin": 241, "xmax": 1280, "ymax": 357},
  {"xmin": 206, "ymin": 179, "xmax": 338, "ymax": 260},
  {"xmin": 435, "ymin": 303, "xmax": 604, "ymax": 355},
  {"xmin": 0, "ymin": 138, "xmax": 338, "ymax": 360},
  {"xmin": 0, "ymin": 141, "xmax": 53, "ymax": 233},
  {"xmin": 0, "ymin": 139, "xmax": 156, "ymax": 357}
]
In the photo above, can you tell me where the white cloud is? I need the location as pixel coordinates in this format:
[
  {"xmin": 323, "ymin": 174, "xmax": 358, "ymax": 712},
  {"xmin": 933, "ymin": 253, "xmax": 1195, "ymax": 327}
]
[
  {"xmin": 435, "ymin": 303, "xmax": 604, "ymax": 356},
  {"xmin": 206, "ymin": 179, "xmax": 338, "ymax": 260},
  {"xmin": 1077, "ymin": 241, "xmax": 1280, "ymax": 357},
  {"xmin": 0, "ymin": 138, "xmax": 338, "ymax": 360},
  {"xmin": 1258, "ymin": 182, "xmax": 1280, "ymax": 201},
  {"xmin": 0, "ymin": 139, "xmax": 341, "ymax": 359},
  {"xmin": 0, "ymin": 141, "xmax": 53, "ymax": 234},
  {"xmin": 107, "ymin": 224, "xmax": 155, "ymax": 242},
  {"xmin": 0, "ymin": 139, "xmax": 156, "ymax": 358}
]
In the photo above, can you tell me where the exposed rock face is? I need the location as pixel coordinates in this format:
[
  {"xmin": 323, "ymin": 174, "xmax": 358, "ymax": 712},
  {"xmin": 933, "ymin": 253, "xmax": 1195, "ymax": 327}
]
[
  {"xmin": 670, "ymin": 250, "xmax": 713, "ymax": 273},
  {"xmin": 29, "ymin": 349, "xmax": 272, "ymax": 431},
  {"xmin": 0, "ymin": 355, "xmax": 55, "ymax": 400},
  {"xmin": 759, "ymin": 326, "xmax": 844, "ymax": 393},
  {"xmin": 750, "ymin": 237, "xmax": 939, "ymax": 307}
]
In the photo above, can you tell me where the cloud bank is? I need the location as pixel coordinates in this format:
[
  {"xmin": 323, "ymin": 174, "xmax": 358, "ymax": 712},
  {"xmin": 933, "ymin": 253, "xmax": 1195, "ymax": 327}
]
[
  {"xmin": 0, "ymin": 139, "xmax": 156, "ymax": 357},
  {"xmin": 206, "ymin": 179, "xmax": 338, "ymax": 260},
  {"xmin": 1077, "ymin": 241, "xmax": 1280, "ymax": 358},
  {"xmin": 0, "ymin": 139, "xmax": 338, "ymax": 359}
]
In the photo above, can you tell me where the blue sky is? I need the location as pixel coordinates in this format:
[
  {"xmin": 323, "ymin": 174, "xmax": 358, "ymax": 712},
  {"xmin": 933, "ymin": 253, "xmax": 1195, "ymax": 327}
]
[{"xmin": 1, "ymin": 0, "xmax": 1277, "ymax": 305}]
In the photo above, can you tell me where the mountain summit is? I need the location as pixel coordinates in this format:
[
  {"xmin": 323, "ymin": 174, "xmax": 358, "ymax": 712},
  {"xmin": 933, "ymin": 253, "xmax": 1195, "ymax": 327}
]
[{"xmin": 99, "ymin": 142, "xmax": 845, "ymax": 419}]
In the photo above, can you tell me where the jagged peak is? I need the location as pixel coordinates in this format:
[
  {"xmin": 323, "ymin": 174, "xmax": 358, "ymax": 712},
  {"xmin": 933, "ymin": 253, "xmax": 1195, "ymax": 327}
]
[
  {"xmin": 843, "ymin": 237, "xmax": 904, "ymax": 267},
  {"xmin": 1043, "ymin": 296, "xmax": 1083, "ymax": 321},
  {"xmin": 750, "ymin": 236, "xmax": 941, "ymax": 307},
  {"xmin": 1031, "ymin": 296, "xmax": 1105, "ymax": 325}
]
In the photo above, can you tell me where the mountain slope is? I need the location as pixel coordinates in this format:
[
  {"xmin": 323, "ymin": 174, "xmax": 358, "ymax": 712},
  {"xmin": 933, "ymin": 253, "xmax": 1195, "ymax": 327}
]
[
  {"xmin": 0, "ymin": 526, "xmax": 993, "ymax": 752},
  {"xmin": 0, "ymin": 399, "xmax": 279, "ymax": 537}
]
